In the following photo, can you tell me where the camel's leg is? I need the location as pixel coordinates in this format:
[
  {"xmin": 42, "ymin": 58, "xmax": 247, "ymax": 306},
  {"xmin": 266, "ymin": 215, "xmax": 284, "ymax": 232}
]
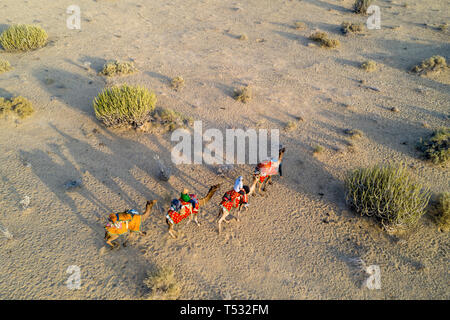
[
  {"xmin": 217, "ymin": 208, "xmax": 229, "ymax": 234},
  {"xmin": 167, "ymin": 220, "xmax": 178, "ymax": 239},
  {"xmin": 193, "ymin": 212, "xmax": 201, "ymax": 226},
  {"xmin": 106, "ymin": 234, "xmax": 120, "ymax": 249},
  {"xmin": 262, "ymin": 177, "xmax": 271, "ymax": 191}
]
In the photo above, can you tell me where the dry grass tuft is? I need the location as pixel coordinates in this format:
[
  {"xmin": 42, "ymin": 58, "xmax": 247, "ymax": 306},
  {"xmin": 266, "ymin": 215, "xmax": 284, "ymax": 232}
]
[
  {"xmin": 0, "ymin": 96, "xmax": 34, "ymax": 119},
  {"xmin": 313, "ymin": 145, "xmax": 324, "ymax": 155},
  {"xmin": 170, "ymin": 76, "xmax": 185, "ymax": 91},
  {"xmin": 143, "ymin": 266, "xmax": 181, "ymax": 300},
  {"xmin": 417, "ymin": 128, "xmax": 449, "ymax": 165},
  {"xmin": 361, "ymin": 60, "xmax": 377, "ymax": 72},
  {"xmin": 0, "ymin": 59, "xmax": 12, "ymax": 74},
  {"xmin": 153, "ymin": 107, "xmax": 193, "ymax": 132},
  {"xmin": 294, "ymin": 21, "xmax": 307, "ymax": 30},
  {"xmin": 99, "ymin": 61, "xmax": 138, "ymax": 77},
  {"xmin": 233, "ymin": 86, "xmax": 252, "ymax": 103},
  {"xmin": 239, "ymin": 34, "xmax": 248, "ymax": 41},
  {"xmin": 436, "ymin": 192, "xmax": 450, "ymax": 232},
  {"xmin": 341, "ymin": 22, "xmax": 364, "ymax": 35},
  {"xmin": 309, "ymin": 32, "xmax": 340, "ymax": 49},
  {"xmin": 411, "ymin": 56, "xmax": 447, "ymax": 76},
  {"xmin": 344, "ymin": 128, "xmax": 363, "ymax": 139},
  {"xmin": 353, "ymin": 0, "xmax": 373, "ymax": 15},
  {"xmin": 0, "ymin": 24, "xmax": 48, "ymax": 52}
]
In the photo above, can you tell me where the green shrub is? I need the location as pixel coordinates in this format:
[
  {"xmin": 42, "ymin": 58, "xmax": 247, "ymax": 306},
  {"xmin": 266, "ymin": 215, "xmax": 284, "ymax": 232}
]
[
  {"xmin": 0, "ymin": 96, "xmax": 34, "ymax": 118},
  {"xmin": 99, "ymin": 61, "xmax": 137, "ymax": 77},
  {"xmin": 436, "ymin": 192, "xmax": 450, "ymax": 232},
  {"xmin": 0, "ymin": 59, "xmax": 12, "ymax": 74},
  {"xmin": 353, "ymin": 0, "xmax": 373, "ymax": 15},
  {"xmin": 144, "ymin": 266, "xmax": 181, "ymax": 300},
  {"xmin": 309, "ymin": 32, "xmax": 340, "ymax": 49},
  {"xmin": 417, "ymin": 128, "xmax": 449, "ymax": 164},
  {"xmin": 345, "ymin": 163, "xmax": 431, "ymax": 230},
  {"xmin": 93, "ymin": 84, "xmax": 156, "ymax": 128},
  {"xmin": 411, "ymin": 56, "xmax": 447, "ymax": 76},
  {"xmin": 0, "ymin": 24, "xmax": 48, "ymax": 52}
]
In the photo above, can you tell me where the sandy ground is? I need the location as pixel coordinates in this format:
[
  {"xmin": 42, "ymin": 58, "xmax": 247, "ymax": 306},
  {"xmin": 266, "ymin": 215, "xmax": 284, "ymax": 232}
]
[{"xmin": 0, "ymin": 0, "xmax": 449, "ymax": 299}]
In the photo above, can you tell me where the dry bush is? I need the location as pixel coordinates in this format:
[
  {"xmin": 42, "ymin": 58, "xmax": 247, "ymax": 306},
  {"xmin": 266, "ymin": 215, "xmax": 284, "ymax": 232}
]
[
  {"xmin": 417, "ymin": 128, "xmax": 449, "ymax": 165},
  {"xmin": 0, "ymin": 24, "xmax": 48, "ymax": 52},
  {"xmin": 0, "ymin": 59, "xmax": 12, "ymax": 74},
  {"xmin": 233, "ymin": 86, "xmax": 252, "ymax": 103},
  {"xmin": 344, "ymin": 128, "xmax": 363, "ymax": 139},
  {"xmin": 353, "ymin": 0, "xmax": 373, "ymax": 15},
  {"xmin": 345, "ymin": 163, "xmax": 431, "ymax": 231},
  {"xmin": 436, "ymin": 192, "xmax": 450, "ymax": 232},
  {"xmin": 239, "ymin": 34, "xmax": 248, "ymax": 41},
  {"xmin": 411, "ymin": 56, "xmax": 447, "ymax": 76},
  {"xmin": 309, "ymin": 32, "xmax": 340, "ymax": 49},
  {"xmin": 170, "ymin": 76, "xmax": 185, "ymax": 91},
  {"xmin": 93, "ymin": 84, "xmax": 156, "ymax": 128},
  {"xmin": 153, "ymin": 107, "xmax": 193, "ymax": 131},
  {"xmin": 341, "ymin": 22, "xmax": 364, "ymax": 35},
  {"xmin": 0, "ymin": 96, "xmax": 34, "ymax": 119},
  {"xmin": 361, "ymin": 60, "xmax": 377, "ymax": 72},
  {"xmin": 313, "ymin": 145, "xmax": 324, "ymax": 155},
  {"xmin": 143, "ymin": 266, "xmax": 181, "ymax": 300},
  {"xmin": 294, "ymin": 21, "xmax": 307, "ymax": 30},
  {"xmin": 99, "ymin": 61, "xmax": 137, "ymax": 77}
]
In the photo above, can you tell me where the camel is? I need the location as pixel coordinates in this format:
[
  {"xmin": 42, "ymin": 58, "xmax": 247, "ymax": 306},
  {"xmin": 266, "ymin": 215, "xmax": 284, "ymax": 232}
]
[
  {"xmin": 104, "ymin": 200, "xmax": 157, "ymax": 249},
  {"xmin": 253, "ymin": 147, "xmax": 286, "ymax": 195},
  {"xmin": 217, "ymin": 176, "xmax": 258, "ymax": 234},
  {"xmin": 166, "ymin": 184, "xmax": 220, "ymax": 238}
]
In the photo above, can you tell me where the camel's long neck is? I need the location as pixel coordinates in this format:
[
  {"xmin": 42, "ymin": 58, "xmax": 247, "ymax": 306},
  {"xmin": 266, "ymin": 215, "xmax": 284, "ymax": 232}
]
[
  {"xmin": 142, "ymin": 201, "xmax": 156, "ymax": 221},
  {"xmin": 198, "ymin": 186, "xmax": 218, "ymax": 206},
  {"xmin": 277, "ymin": 150, "xmax": 285, "ymax": 164}
]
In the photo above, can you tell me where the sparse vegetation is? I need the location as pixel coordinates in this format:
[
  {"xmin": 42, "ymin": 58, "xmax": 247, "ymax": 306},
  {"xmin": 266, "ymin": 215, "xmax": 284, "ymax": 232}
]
[
  {"xmin": 143, "ymin": 266, "xmax": 181, "ymax": 300},
  {"xmin": 341, "ymin": 22, "xmax": 364, "ymax": 35},
  {"xmin": 170, "ymin": 76, "xmax": 185, "ymax": 91},
  {"xmin": 233, "ymin": 86, "xmax": 252, "ymax": 103},
  {"xmin": 313, "ymin": 145, "xmax": 324, "ymax": 155},
  {"xmin": 284, "ymin": 121, "xmax": 297, "ymax": 131},
  {"xmin": 437, "ymin": 23, "xmax": 448, "ymax": 31},
  {"xmin": 99, "ymin": 61, "xmax": 137, "ymax": 77},
  {"xmin": 436, "ymin": 192, "xmax": 450, "ymax": 232},
  {"xmin": 345, "ymin": 163, "xmax": 431, "ymax": 231},
  {"xmin": 411, "ymin": 56, "xmax": 447, "ymax": 76},
  {"xmin": 0, "ymin": 24, "xmax": 48, "ymax": 52},
  {"xmin": 417, "ymin": 128, "xmax": 449, "ymax": 165},
  {"xmin": 239, "ymin": 34, "xmax": 248, "ymax": 41},
  {"xmin": 294, "ymin": 21, "xmax": 307, "ymax": 30},
  {"xmin": 0, "ymin": 59, "xmax": 12, "ymax": 74},
  {"xmin": 0, "ymin": 96, "xmax": 34, "ymax": 119},
  {"xmin": 309, "ymin": 32, "xmax": 340, "ymax": 49},
  {"xmin": 361, "ymin": 60, "xmax": 377, "ymax": 72},
  {"xmin": 344, "ymin": 128, "xmax": 363, "ymax": 139},
  {"xmin": 154, "ymin": 107, "xmax": 193, "ymax": 131},
  {"xmin": 93, "ymin": 84, "xmax": 156, "ymax": 128},
  {"xmin": 353, "ymin": 0, "xmax": 373, "ymax": 15}
]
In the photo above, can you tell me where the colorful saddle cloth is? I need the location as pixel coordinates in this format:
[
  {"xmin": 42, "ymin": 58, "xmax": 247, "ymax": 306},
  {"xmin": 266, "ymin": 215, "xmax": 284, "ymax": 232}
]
[
  {"xmin": 105, "ymin": 211, "xmax": 142, "ymax": 236},
  {"xmin": 220, "ymin": 189, "xmax": 248, "ymax": 212},
  {"xmin": 254, "ymin": 160, "xmax": 279, "ymax": 182},
  {"xmin": 166, "ymin": 194, "xmax": 199, "ymax": 225}
]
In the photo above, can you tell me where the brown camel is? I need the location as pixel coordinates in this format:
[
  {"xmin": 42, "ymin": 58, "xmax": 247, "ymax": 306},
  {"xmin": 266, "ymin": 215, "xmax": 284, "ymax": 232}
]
[
  {"xmin": 253, "ymin": 147, "xmax": 286, "ymax": 195},
  {"xmin": 166, "ymin": 184, "xmax": 220, "ymax": 238},
  {"xmin": 104, "ymin": 200, "xmax": 157, "ymax": 249}
]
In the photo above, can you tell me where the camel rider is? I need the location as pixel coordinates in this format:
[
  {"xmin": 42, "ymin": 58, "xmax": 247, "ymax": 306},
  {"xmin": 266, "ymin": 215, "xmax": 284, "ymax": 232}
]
[
  {"xmin": 254, "ymin": 146, "xmax": 284, "ymax": 182},
  {"xmin": 220, "ymin": 176, "xmax": 249, "ymax": 212},
  {"xmin": 179, "ymin": 188, "xmax": 199, "ymax": 213},
  {"xmin": 166, "ymin": 189, "xmax": 199, "ymax": 225}
]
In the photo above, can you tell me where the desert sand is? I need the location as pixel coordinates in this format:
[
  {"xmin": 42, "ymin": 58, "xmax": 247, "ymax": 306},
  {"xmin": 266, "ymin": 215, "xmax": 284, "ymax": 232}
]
[{"xmin": 0, "ymin": 0, "xmax": 449, "ymax": 299}]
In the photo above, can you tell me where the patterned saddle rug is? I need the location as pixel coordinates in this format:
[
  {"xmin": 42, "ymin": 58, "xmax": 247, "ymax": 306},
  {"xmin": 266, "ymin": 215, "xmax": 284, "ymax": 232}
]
[
  {"xmin": 166, "ymin": 194, "xmax": 199, "ymax": 225},
  {"xmin": 254, "ymin": 160, "xmax": 279, "ymax": 182}
]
